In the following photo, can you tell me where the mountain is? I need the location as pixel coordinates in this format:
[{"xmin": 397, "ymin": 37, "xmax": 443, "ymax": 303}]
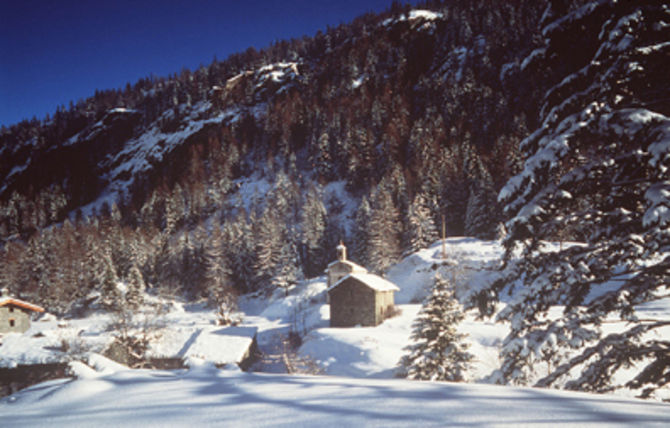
[{"xmin": 0, "ymin": 0, "xmax": 544, "ymax": 309}]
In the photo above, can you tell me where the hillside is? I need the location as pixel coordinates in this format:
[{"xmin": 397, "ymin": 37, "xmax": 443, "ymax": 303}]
[{"xmin": 0, "ymin": 1, "xmax": 545, "ymax": 315}]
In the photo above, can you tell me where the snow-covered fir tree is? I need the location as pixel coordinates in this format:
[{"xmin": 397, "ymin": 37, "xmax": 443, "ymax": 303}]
[
  {"xmin": 367, "ymin": 183, "xmax": 402, "ymax": 274},
  {"xmin": 475, "ymin": 0, "xmax": 670, "ymax": 399},
  {"xmin": 405, "ymin": 193, "xmax": 438, "ymax": 254},
  {"xmin": 273, "ymin": 240, "xmax": 302, "ymax": 296},
  {"xmin": 224, "ymin": 211, "xmax": 256, "ymax": 294},
  {"xmin": 205, "ymin": 227, "xmax": 237, "ymax": 325},
  {"xmin": 125, "ymin": 263, "xmax": 145, "ymax": 309},
  {"xmin": 300, "ymin": 186, "xmax": 328, "ymax": 277},
  {"xmin": 100, "ymin": 252, "xmax": 121, "ymax": 311},
  {"xmin": 204, "ymin": 227, "xmax": 233, "ymax": 302},
  {"xmin": 464, "ymin": 161, "xmax": 499, "ymax": 240},
  {"xmin": 351, "ymin": 196, "xmax": 372, "ymax": 267},
  {"xmin": 399, "ymin": 273, "xmax": 473, "ymax": 382}
]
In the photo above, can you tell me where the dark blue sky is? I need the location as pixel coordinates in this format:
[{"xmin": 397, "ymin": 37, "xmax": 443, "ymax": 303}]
[{"xmin": 0, "ymin": 0, "xmax": 412, "ymax": 128}]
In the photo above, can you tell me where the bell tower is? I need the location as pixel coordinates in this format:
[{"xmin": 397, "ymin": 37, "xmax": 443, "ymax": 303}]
[{"xmin": 336, "ymin": 241, "xmax": 347, "ymax": 261}]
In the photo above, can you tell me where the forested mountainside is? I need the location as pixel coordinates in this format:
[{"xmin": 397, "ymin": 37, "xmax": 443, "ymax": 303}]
[
  {"xmin": 1, "ymin": 0, "xmax": 669, "ymax": 400},
  {"xmin": 0, "ymin": 0, "xmax": 546, "ymax": 312}
]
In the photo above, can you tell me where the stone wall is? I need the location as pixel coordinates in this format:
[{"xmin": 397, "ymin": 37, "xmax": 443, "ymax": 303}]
[
  {"xmin": 0, "ymin": 363, "xmax": 69, "ymax": 397},
  {"xmin": 329, "ymin": 278, "xmax": 376, "ymax": 327},
  {"xmin": 0, "ymin": 305, "xmax": 32, "ymax": 334},
  {"xmin": 374, "ymin": 291, "xmax": 395, "ymax": 325}
]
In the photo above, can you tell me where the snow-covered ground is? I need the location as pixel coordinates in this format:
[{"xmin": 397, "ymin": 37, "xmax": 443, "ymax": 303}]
[
  {"xmin": 0, "ymin": 299, "xmax": 255, "ymax": 368},
  {"xmin": 3, "ymin": 356, "xmax": 669, "ymax": 427},
  {"xmin": 2, "ymin": 238, "xmax": 670, "ymax": 425},
  {"xmin": 296, "ymin": 238, "xmax": 506, "ymax": 381}
]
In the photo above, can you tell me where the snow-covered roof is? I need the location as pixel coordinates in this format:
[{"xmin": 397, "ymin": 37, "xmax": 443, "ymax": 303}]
[
  {"xmin": 329, "ymin": 272, "xmax": 400, "ymax": 293},
  {"xmin": 0, "ymin": 297, "xmax": 45, "ymax": 313},
  {"xmin": 147, "ymin": 324, "xmax": 257, "ymax": 366},
  {"xmin": 326, "ymin": 259, "xmax": 367, "ymax": 272}
]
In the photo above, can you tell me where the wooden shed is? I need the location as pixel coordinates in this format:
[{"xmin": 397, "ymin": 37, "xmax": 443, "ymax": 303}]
[
  {"xmin": 0, "ymin": 289, "xmax": 44, "ymax": 334},
  {"xmin": 328, "ymin": 272, "xmax": 399, "ymax": 327}
]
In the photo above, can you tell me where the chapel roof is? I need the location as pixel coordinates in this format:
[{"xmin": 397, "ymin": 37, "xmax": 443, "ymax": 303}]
[
  {"xmin": 328, "ymin": 272, "xmax": 400, "ymax": 293},
  {"xmin": 326, "ymin": 258, "xmax": 367, "ymax": 271}
]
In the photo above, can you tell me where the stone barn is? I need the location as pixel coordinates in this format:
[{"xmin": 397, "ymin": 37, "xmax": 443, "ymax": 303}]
[
  {"xmin": 326, "ymin": 244, "xmax": 400, "ymax": 327},
  {"xmin": 0, "ymin": 289, "xmax": 44, "ymax": 334}
]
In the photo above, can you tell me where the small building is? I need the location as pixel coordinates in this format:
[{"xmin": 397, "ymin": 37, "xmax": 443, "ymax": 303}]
[
  {"xmin": 326, "ymin": 244, "xmax": 400, "ymax": 327},
  {"xmin": 0, "ymin": 289, "xmax": 44, "ymax": 334}
]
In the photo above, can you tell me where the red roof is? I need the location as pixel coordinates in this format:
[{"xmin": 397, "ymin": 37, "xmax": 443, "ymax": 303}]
[{"xmin": 0, "ymin": 297, "xmax": 45, "ymax": 313}]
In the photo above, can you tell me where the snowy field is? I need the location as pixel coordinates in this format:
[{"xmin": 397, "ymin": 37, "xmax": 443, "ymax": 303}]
[
  {"xmin": 2, "ymin": 238, "xmax": 670, "ymax": 425},
  {"xmin": 0, "ymin": 298, "xmax": 256, "ymax": 368},
  {"xmin": 3, "ymin": 357, "xmax": 670, "ymax": 427}
]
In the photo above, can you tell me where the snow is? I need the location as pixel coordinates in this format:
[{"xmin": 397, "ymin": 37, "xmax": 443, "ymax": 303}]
[
  {"xmin": 3, "ymin": 360, "xmax": 670, "ymax": 427},
  {"xmin": 6, "ymin": 162, "xmax": 28, "ymax": 179},
  {"xmin": 438, "ymin": 46, "xmax": 468, "ymax": 83},
  {"xmin": 643, "ymin": 182, "xmax": 670, "ymax": 227},
  {"xmin": 300, "ymin": 239, "xmax": 506, "ymax": 382},
  {"xmin": 108, "ymin": 107, "xmax": 137, "ymax": 114},
  {"xmin": 329, "ymin": 272, "xmax": 399, "ymax": 292},
  {"xmin": 0, "ymin": 298, "xmax": 254, "ymax": 368},
  {"xmin": 231, "ymin": 174, "xmax": 274, "ymax": 213},
  {"xmin": 409, "ymin": 10, "xmax": 442, "ymax": 21},
  {"xmin": 382, "ymin": 9, "xmax": 443, "ymax": 27},
  {"xmin": 255, "ymin": 62, "xmax": 300, "ymax": 95},
  {"xmin": 388, "ymin": 238, "xmax": 503, "ymax": 303},
  {"xmin": 149, "ymin": 324, "xmax": 256, "ymax": 364},
  {"xmin": 301, "ymin": 305, "xmax": 420, "ymax": 378}
]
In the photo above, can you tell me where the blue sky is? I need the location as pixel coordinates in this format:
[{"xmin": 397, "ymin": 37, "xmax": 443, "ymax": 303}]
[{"xmin": 0, "ymin": 0, "xmax": 413, "ymax": 128}]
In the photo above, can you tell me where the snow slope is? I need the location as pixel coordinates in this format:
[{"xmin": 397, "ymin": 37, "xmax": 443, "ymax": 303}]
[
  {"xmin": 297, "ymin": 238, "xmax": 506, "ymax": 380},
  {"xmin": 2, "ymin": 357, "xmax": 669, "ymax": 427}
]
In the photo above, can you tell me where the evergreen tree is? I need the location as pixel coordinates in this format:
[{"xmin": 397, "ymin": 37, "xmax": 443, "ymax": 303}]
[
  {"xmin": 405, "ymin": 193, "xmax": 439, "ymax": 254},
  {"xmin": 313, "ymin": 131, "xmax": 334, "ymax": 181},
  {"xmin": 224, "ymin": 212, "xmax": 257, "ymax": 293},
  {"xmin": 399, "ymin": 273, "xmax": 473, "ymax": 382},
  {"xmin": 367, "ymin": 183, "xmax": 402, "ymax": 274},
  {"xmin": 464, "ymin": 161, "xmax": 499, "ymax": 240},
  {"xmin": 253, "ymin": 206, "xmax": 284, "ymax": 292},
  {"xmin": 125, "ymin": 263, "xmax": 145, "ymax": 309},
  {"xmin": 351, "ymin": 196, "xmax": 372, "ymax": 266},
  {"xmin": 476, "ymin": 1, "xmax": 670, "ymax": 398},
  {"xmin": 273, "ymin": 240, "xmax": 302, "ymax": 296},
  {"xmin": 205, "ymin": 227, "xmax": 237, "ymax": 323},
  {"xmin": 100, "ymin": 252, "xmax": 121, "ymax": 311},
  {"xmin": 300, "ymin": 186, "xmax": 327, "ymax": 277}
]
